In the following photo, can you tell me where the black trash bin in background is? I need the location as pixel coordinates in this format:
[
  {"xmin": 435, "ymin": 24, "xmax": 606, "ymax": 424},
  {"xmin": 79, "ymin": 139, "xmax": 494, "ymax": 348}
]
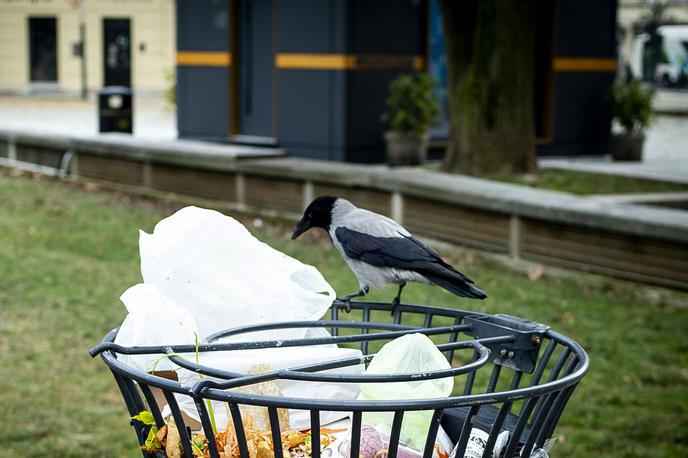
[{"xmin": 98, "ymin": 86, "xmax": 132, "ymax": 133}]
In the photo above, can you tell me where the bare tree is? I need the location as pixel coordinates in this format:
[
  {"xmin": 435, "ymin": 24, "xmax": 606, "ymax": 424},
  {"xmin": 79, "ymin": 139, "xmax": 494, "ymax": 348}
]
[{"xmin": 440, "ymin": 0, "xmax": 536, "ymax": 175}]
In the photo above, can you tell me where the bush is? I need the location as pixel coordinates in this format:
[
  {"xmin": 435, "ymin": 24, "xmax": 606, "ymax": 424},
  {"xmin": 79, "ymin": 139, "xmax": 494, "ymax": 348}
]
[
  {"xmin": 382, "ymin": 73, "xmax": 440, "ymax": 135},
  {"xmin": 609, "ymin": 80, "xmax": 654, "ymax": 134}
]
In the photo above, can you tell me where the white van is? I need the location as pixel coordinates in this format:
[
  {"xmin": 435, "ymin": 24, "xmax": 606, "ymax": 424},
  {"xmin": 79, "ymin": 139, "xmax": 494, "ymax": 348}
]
[{"xmin": 629, "ymin": 25, "xmax": 688, "ymax": 86}]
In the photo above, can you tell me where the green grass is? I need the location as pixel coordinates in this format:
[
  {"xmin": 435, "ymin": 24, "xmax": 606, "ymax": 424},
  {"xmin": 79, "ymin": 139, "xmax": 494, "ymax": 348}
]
[
  {"xmin": 487, "ymin": 169, "xmax": 688, "ymax": 195},
  {"xmin": 1, "ymin": 171, "xmax": 687, "ymax": 457}
]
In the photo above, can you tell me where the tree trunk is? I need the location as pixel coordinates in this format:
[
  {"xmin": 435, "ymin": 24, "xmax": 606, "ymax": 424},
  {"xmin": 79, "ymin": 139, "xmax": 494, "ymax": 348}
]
[{"xmin": 440, "ymin": 0, "xmax": 536, "ymax": 175}]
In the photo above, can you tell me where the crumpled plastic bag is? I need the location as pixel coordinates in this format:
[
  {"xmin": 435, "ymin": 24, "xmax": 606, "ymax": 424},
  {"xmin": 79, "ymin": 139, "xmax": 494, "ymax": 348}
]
[
  {"xmin": 113, "ymin": 206, "xmax": 360, "ymax": 430},
  {"xmin": 359, "ymin": 333, "xmax": 454, "ymax": 450},
  {"xmin": 114, "ymin": 283, "xmax": 199, "ymax": 372},
  {"xmin": 138, "ymin": 206, "xmax": 336, "ymax": 340},
  {"xmin": 167, "ymin": 343, "xmax": 364, "ymax": 430},
  {"xmin": 114, "ymin": 206, "xmax": 337, "ymax": 369}
]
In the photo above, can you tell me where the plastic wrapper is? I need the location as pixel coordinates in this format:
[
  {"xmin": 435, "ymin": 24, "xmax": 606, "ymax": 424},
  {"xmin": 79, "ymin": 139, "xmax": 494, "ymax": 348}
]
[
  {"xmin": 166, "ymin": 342, "xmax": 364, "ymax": 430},
  {"xmin": 137, "ymin": 206, "xmax": 336, "ymax": 340},
  {"xmin": 114, "ymin": 206, "xmax": 361, "ymax": 430},
  {"xmin": 114, "ymin": 283, "xmax": 198, "ymax": 372},
  {"xmin": 321, "ymin": 420, "xmax": 453, "ymax": 458},
  {"xmin": 358, "ymin": 333, "xmax": 454, "ymax": 450}
]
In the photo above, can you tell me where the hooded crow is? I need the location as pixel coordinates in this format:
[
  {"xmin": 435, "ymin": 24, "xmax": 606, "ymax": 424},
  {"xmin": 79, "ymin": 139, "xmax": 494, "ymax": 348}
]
[{"xmin": 292, "ymin": 196, "xmax": 487, "ymax": 311}]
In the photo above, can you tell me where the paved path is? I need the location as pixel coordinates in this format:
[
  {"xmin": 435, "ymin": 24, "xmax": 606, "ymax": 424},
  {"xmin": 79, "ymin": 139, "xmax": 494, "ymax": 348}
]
[
  {"xmin": 0, "ymin": 94, "xmax": 175, "ymax": 139},
  {"xmin": 540, "ymin": 113, "xmax": 688, "ymax": 185}
]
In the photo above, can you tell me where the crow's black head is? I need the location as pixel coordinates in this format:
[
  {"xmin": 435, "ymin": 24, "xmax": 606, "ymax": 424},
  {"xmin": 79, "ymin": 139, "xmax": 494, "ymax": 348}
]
[{"xmin": 291, "ymin": 195, "xmax": 337, "ymax": 239}]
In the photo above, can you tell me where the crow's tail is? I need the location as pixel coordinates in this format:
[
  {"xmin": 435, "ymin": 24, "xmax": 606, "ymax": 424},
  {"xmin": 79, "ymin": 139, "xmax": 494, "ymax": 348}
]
[{"xmin": 424, "ymin": 273, "xmax": 487, "ymax": 299}]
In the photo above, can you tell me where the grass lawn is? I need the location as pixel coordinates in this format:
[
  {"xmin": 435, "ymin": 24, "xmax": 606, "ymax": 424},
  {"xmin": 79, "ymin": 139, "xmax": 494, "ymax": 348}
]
[
  {"xmin": 1, "ymin": 170, "xmax": 687, "ymax": 457},
  {"xmin": 487, "ymin": 168, "xmax": 688, "ymax": 195}
]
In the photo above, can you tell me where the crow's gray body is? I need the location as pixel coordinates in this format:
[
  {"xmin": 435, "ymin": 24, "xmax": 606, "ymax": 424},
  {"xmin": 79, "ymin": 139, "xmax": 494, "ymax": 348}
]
[
  {"xmin": 328, "ymin": 199, "xmax": 429, "ymax": 290},
  {"xmin": 292, "ymin": 196, "xmax": 487, "ymax": 305}
]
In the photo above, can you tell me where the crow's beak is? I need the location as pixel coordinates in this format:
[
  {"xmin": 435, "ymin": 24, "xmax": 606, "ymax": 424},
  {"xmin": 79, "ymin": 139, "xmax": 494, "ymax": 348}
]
[{"xmin": 291, "ymin": 217, "xmax": 310, "ymax": 240}]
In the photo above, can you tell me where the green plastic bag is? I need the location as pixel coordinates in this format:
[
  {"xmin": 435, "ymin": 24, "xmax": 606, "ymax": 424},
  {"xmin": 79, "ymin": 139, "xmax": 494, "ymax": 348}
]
[{"xmin": 359, "ymin": 333, "xmax": 454, "ymax": 450}]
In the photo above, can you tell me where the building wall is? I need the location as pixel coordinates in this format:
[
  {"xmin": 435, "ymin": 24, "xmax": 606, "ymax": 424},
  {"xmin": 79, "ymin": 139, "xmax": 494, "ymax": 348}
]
[
  {"xmin": 0, "ymin": 0, "xmax": 175, "ymax": 93},
  {"xmin": 543, "ymin": 0, "xmax": 618, "ymax": 157}
]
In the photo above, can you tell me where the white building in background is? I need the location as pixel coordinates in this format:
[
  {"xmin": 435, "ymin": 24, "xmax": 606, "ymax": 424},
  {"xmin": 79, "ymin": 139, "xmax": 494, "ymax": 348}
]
[{"xmin": 0, "ymin": 0, "xmax": 175, "ymax": 94}]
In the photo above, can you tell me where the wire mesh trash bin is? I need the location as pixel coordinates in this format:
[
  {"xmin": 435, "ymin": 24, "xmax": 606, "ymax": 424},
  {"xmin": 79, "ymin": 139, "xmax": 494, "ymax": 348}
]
[
  {"xmin": 90, "ymin": 300, "xmax": 589, "ymax": 458},
  {"xmin": 98, "ymin": 86, "xmax": 133, "ymax": 133}
]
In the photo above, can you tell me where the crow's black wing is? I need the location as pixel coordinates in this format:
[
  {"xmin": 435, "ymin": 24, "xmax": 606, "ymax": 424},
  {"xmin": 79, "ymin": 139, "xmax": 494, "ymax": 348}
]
[{"xmin": 335, "ymin": 227, "xmax": 486, "ymax": 299}]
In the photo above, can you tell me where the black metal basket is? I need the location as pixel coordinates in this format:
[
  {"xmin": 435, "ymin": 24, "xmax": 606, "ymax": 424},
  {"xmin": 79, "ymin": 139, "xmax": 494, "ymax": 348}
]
[{"xmin": 90, "ymin": 300, "xmax": 589, "ymax": 458}]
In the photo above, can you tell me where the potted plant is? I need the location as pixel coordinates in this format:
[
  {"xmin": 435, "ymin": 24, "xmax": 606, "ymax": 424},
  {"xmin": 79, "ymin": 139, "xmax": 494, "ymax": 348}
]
[
  {"xmin": 608, "ymin": 80, "xmax": 654, "ymax": 161},
  {"xmin": 382, "ymin": 73, "xmax": 440, "ymax": 166}
]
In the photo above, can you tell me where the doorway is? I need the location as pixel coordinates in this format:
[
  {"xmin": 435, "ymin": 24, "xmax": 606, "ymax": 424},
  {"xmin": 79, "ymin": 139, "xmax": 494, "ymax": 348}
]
[
  {"xmin": 28, "ymin": 17, "xmax": 58, "ymax": 82},
  {"xmin": 103, "ymin": 18, "xmax": 131, "ymax": 87},
  {"xmin": 236, "ymin": 0, "xmax": 274, "ymax": 140}
]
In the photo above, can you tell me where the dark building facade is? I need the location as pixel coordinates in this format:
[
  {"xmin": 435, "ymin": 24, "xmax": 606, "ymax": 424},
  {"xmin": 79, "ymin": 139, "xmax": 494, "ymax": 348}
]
[{"xmin": 176, "ymin": 0, "xmax": 618, "ymax": 162}]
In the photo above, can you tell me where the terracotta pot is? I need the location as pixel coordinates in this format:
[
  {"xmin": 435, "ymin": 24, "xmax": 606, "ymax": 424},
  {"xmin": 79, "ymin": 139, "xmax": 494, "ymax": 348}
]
[
  {"xmin": 383, "ymin": 131, "xmax": 429, "ymax": 166},
  {"xmin": 609, "ymin": 132, "xmax": 644, "ymax": 161}
]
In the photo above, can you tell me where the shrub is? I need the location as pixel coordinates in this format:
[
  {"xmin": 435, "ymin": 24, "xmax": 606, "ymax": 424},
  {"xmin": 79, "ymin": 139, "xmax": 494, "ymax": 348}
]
[
  {"xmin": 382, "ymin": 73, "xmax": 440, "ymax": 135},
  {"xmin": 609, "ymin": 80, "xmax": 654, "ymax": 134}
]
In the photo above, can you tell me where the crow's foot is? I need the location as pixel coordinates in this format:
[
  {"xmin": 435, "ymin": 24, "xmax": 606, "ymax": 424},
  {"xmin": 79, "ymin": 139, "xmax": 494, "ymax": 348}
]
[
  {"xmin": 338, "ymin": 287, "xmax": 369, "ymax": 313},
  {"xmin": 390, "ymin": 282, "xmax": 406, "ymax": 315}
]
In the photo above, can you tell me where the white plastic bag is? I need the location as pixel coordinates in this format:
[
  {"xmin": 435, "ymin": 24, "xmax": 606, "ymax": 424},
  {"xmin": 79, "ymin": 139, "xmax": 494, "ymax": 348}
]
[
  {"xmin": 168, "ymin": 343, "xmax": 364, "ymax": 430},
  {"xmin": 114, "ymin": 283, "xmax": 198, "ymax": 372},
  {"xmin": 138, "ymin": 206, "xmax": 336, "ymax": 340},
  {"xmin": 358, "ymin": 333, "xmax": 454, "ymax": 450},
  {"xmin": 116, "ymin": 206, "xmax": 361, "ymax": 430}
]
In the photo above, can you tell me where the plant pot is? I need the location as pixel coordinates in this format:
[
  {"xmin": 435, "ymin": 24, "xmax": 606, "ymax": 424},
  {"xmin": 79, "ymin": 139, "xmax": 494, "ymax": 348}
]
[
  {"xmin": 383, "ymin": 131, "xmax": 429, "ymax": 166},
  {"xmin": 609, "ymin": 132, "xmax": 644, "ymax": 161}
]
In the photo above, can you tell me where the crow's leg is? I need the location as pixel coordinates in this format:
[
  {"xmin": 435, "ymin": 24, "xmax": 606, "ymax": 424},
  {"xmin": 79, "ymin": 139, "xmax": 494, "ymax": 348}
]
[
  {"xmin": 338, "ymin": 286, "xmax": 369, "ymax": 313},
  {"xmin": 391, "ymin": 282, "xmax": 406, "ymax": 314}
]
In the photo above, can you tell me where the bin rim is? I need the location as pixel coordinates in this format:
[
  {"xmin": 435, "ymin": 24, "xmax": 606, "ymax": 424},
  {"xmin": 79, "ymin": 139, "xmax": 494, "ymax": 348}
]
[{"xmin": 92, "ymin": 301, "xmax": 589, "ymax": 412}]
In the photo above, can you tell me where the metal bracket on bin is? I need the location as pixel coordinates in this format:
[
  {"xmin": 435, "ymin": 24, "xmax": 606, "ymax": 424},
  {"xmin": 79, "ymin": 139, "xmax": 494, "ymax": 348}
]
[{"xmin": 464, "ymin": 314, "xmax": 550, "ymax": 373}]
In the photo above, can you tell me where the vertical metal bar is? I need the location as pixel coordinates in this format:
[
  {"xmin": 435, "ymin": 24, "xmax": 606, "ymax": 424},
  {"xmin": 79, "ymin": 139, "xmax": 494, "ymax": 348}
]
[
  {"xmin": 502, "ymin": 340, "xmax": 558, "ymax": 458},
  {"xmin": 122, "ymin": 377, "xmax": 147, "ymax": 415},
  {"xmin": 194, "ymin": 398, "xmax": 220, "ymax": 458},
  {"xmin": 521, "ymin": 348, "xmax": 572, "ymax": 456},
  {"xmin": 349, "ymin": 411, "xmax": 362, "ymax": 458},
  {"xmin": 423, "ymin": 313, "xmax": 432, "ymax": 328},
  {"xmin": 387, "ymin": 411, "xmax": 405, "ymax": 458},
  {"xmin": 445, "ymin": 317, "xmax": 462, "ymax": 362},
  {"xmin": 361, "ymin": 307, "xmax": 371, "ymax": 355},
  {"xmin": 310, "ymin": 410, "xmax": 321, "ymax": 458},
  {"xmin": 139, "ymin": 383, "xmax": 165, "ymax": 427},
  {"xmin": 502, "ymin": 397, "xmax": 538, "ymax": 458},
  {"xmin": 330, "ymin": 306, "xmax": 339, "ymax": 336},
  {"xmin": 458, "ymin": 363, "xmax": 502, "ymax": 458},
  {"xmin": 393, "ymin": 309, "xmax": 402, "ymax": 325},
  {"xmin": 463, "ymin": 349, "xmax": 480, "ymax": 395},
  {"xmin": 540, "ymin": 382, "xmax": 578, "ymax": 443},
  {"xmin": 422, "ymin": 409, "xmax": 444, "ymax": 458},
  {"xmin": 525, "ymin": 356, "xmax": 578, "ymax": 455},
  {"xmin": 486, "ymin": 364, "xmax": 502, "ymax": 393},
  {"xmin": 481, "ymin": 371, "xmax": 523, "ymax": 458},
  {"xmin": 228, "ymin": 403, "xmax": 250, "ymax": 458},
  {"xmin": 532, "ymin": 339, "xmax": 558, "ymax": 385},
  {"xmin": 452, "ymin": 405, "xmax": 479, "ymax": 458},
  {"xmin": 163, "ymin": 391, "xmax": 193, "ymax": 458},
  {"xmin": 110, "ymin": 370, "xmax": 140, "ymax": 418},
  {"xmin": 268, "ymin": 407, "xmax": 284, "ymax": 458},
  {"xmin": 530, "ymin": 348, "xmax": 571, "ymax": 426},
  {"xmin": 111, "ymin": 371, "xmax": 146, "ymax": 447}
]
